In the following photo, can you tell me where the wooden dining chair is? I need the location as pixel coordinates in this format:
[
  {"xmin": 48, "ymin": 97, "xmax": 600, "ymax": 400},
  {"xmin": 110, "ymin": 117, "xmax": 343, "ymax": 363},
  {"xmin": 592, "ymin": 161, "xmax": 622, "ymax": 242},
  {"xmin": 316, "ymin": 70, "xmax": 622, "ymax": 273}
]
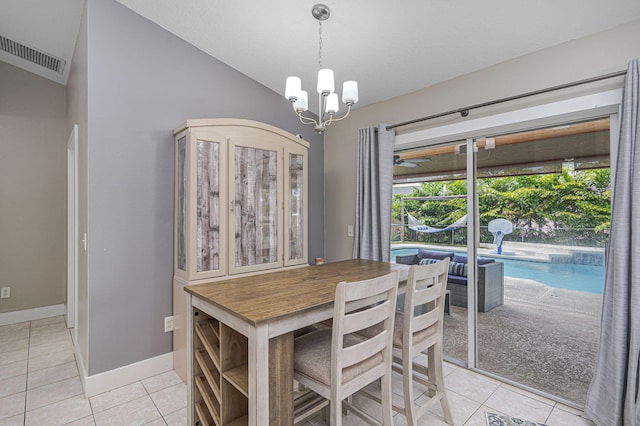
[
  {"xmin": 358, "ymin": 259, "xmax": 453, "ymax": 425},
  {"xmin": 293, "ymin": 271, "xmax": 399, "ymax": 426},
  {"xmin": 399, "ymin": 258, "xmax": 453, "ymax": 425}
]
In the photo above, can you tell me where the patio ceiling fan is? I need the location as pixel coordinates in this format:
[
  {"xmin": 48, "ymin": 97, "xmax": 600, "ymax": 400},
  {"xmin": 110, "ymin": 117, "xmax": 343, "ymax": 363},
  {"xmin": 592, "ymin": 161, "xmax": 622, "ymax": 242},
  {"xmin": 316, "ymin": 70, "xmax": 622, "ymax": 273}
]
[{"xmin": 393, "ymin": 155, "xmax": 431, "ymax": 168}]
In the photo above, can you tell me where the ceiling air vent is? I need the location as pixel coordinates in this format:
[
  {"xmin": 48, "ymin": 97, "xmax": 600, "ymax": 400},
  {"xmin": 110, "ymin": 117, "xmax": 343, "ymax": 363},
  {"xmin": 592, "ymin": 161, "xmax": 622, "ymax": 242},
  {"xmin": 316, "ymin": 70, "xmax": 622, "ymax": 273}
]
[{"xmin": 0, "ymin": 35, "xmax": 66, "ymax": 75}]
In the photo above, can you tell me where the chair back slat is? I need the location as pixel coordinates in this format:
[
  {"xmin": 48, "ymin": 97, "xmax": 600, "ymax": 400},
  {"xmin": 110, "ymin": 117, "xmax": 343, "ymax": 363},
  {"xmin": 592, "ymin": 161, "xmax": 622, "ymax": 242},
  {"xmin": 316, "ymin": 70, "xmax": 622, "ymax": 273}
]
[
  {"xmin": 342, "ymin": 331, "xmax": 388, "ymax": 368},
  {"xmin": 342, "ymin": 273, "xmax": 398, "ymax": 302},
  {"xmin": 412, "ymin": 282, "xmax": 443, "ymax": 308},
  {"xmin": 343, "ymin": 300, "xmax": 392, "ymax": 335},
  {"xmin": 412, "ymin": 309, "xmax": 439, "ymax": 335},
  {"xmin": 404, "ymin": 259, "xmax": 448, "ymax": 313}
]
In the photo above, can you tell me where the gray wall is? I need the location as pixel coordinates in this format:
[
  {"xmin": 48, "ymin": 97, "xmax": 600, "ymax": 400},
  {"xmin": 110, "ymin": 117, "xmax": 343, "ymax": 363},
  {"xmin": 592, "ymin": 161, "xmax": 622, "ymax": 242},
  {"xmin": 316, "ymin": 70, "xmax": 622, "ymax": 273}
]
[
  {"xmin": 324, "ymin": 19, "xmax": 640, "ymax": 262},
  {"xmin": 0, "ymin": 61, "xmax": 67, "ymax": 314},
  {"xmin": 85, "ymin": 0, "xmax": 324, "ymax": 375}
]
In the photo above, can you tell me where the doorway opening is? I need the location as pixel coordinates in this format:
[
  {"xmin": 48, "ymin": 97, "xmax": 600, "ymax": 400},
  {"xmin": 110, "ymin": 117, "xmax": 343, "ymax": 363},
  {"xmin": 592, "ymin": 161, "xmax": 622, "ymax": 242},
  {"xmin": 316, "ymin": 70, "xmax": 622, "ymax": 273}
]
[{"xmin": 66, "ymin": 124, "xmax": 78, "ymax": 334}]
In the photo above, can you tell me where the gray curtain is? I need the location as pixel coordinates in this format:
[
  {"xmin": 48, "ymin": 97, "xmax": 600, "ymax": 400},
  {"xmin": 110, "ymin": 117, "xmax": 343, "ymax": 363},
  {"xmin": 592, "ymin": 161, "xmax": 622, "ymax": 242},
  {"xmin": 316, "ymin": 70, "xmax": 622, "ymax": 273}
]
[
  {"xmin": 352, "ymin": 125, "xmax": 395, "ymax": 261},
  {"xmin": 586, "ymin": 58, "xmax": 640, "ymax": 425}
]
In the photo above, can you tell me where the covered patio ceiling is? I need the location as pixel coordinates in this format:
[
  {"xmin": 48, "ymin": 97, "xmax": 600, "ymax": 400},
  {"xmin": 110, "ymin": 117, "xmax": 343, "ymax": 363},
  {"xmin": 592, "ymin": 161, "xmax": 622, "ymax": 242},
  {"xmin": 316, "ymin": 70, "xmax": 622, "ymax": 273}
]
[{"xmin": 393, "ymin": 118, "xmax": 611, "ymax": 183}]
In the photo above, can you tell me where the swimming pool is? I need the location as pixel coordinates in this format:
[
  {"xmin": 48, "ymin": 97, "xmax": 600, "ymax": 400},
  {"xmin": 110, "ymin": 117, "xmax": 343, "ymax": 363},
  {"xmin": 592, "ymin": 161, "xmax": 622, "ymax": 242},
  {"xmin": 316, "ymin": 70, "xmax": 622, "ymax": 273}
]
[{"xmin": 391, "ymin": 247, "xmax": 605, "ymax": 294}]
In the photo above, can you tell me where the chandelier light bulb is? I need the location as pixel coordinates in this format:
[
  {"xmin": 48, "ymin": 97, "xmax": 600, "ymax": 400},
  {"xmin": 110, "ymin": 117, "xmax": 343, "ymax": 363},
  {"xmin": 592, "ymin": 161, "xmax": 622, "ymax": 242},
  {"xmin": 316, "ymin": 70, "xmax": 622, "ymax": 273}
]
[
  {"xmin": 342, "ymin": 81, "xmax": 358, "ymax": 105},
  {"xmin": 317, "ymin": 69, "xmax": 335, "ymax": 95},
  {"xmin": 285, "ymin": 76, "xmax": 302, "ymax": 101},
  {"xmin": 294, "ymin": 90, "xmax": 309, "ymax": 112},
  {"xmin": 325, "ymin": 93, "xmax": 339, "ymax": 114}
]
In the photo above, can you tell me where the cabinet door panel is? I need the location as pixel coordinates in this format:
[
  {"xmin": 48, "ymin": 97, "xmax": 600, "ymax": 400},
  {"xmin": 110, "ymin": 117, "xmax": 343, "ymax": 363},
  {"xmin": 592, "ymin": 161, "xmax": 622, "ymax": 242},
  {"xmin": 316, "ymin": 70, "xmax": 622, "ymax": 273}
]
[
  {"xmin": 189, "ymin": 130, "xmax": 228, "ymax": 280},
  {"xmin": 285, "ymin": 148, "xmax": 308, "ymax": 266},
  {"xmin": 230, "ymin": 139, "xmax": 283, "ymax": 274},
  {"xmin": 196, "ymin": 140, "xmax": 221, "ymax": 272},
  {"xmin": 176, "ymin": 136, "xmax": 187, "ymax": 272}
]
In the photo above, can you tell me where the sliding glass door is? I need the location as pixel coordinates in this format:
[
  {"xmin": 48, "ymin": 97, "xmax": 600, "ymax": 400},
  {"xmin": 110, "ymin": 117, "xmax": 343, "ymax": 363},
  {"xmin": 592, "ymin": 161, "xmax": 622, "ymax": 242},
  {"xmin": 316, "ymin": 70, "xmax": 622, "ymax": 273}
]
[
  {"xmin": 473, "ymin": 119, "xmax": 609, "ymax": 405},
  {"xmin": 392, "ymin": 140, "xmax": 470, "ymax": 364},
  {"xmin": 392, "ymin": 115, "xmax": 614, "ymax": 406}
]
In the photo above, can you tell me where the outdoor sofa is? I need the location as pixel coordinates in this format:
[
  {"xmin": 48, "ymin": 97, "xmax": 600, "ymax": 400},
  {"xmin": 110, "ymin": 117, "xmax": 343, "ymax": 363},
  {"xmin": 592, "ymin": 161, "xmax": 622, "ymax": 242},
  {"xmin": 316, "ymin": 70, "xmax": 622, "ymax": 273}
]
[{"xmin": 395, "ymin": 249, "xmax": 504, "ymax": 312}]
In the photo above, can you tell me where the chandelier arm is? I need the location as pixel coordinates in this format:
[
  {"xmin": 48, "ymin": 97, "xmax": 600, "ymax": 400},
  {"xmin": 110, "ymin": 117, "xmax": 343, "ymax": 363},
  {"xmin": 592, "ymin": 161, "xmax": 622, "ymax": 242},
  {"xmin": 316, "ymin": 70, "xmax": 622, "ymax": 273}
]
[
  {"xmin": 290, "ymin": 103, "xmax": 320, "ymax": 126},
  {"xmin": 324, "ymin": 105, "xmax": 353, "ymax": 126},
  {"xmin": 296, "ymin": 112, "xmax": 320, "ymax": 127}
]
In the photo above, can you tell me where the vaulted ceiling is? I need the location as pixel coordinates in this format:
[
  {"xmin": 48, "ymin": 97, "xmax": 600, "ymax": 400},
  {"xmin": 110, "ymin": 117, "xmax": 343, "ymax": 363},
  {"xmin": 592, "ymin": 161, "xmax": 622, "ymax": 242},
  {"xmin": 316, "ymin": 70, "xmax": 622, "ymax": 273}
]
[{"xmin": 2, "ymin": 0, "xmax": 640, "ymax": 109}]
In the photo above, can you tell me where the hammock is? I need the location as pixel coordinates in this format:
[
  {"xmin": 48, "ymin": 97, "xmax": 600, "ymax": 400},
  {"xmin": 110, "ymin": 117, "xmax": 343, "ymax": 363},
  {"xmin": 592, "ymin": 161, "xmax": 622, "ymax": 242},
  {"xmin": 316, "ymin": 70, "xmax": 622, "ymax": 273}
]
[{"xmin": 407, "ymin": 213, "xmax": 467, "ymax": 233}]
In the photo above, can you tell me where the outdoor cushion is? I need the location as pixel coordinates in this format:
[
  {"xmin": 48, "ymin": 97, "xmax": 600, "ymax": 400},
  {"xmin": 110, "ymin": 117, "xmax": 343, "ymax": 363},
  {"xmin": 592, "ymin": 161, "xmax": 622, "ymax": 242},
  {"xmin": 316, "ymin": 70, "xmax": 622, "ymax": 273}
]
[
  {"xmin": 448, "ymin": 261, "xmax": 468, "ymax": 277},
  {"xmin": 417, "ymin": 249, "xmax": 454, "ymax": 261},
  {"xmin": 452, "ymin": 254, "xmax": 495, "ymax": 265},
  {"xmin": 418, "ymin": 258, "xmax": 440, "ymax": 265},
  {"xmin": 447, "ymin": 275, "xmax": 467, "ymax": 286}
]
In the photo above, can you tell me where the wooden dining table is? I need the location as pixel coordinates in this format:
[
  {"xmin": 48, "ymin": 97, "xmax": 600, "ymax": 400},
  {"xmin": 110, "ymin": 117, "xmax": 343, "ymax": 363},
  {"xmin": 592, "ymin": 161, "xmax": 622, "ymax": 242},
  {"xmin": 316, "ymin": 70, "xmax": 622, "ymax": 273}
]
[{"xmin": 185, "ymin": 258, "xmax": 409, "ymax": 425}]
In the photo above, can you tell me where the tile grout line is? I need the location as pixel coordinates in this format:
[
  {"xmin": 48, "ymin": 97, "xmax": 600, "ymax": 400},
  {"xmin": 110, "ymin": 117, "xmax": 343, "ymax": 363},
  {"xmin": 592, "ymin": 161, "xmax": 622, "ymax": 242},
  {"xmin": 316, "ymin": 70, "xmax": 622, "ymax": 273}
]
[
  {"xmin": 142, "ymin": 379, "xmax": 167, "ymax": 424},
  {"xmin": 22, "ymin": 320, "xmax": 32, "ymax": 425},
  {"xmin": 140, "ymin": 373, "xmax": 189, "ymax": 424},
  {"xmin": 25, "ymin": 321, "xmax": 90, "ymax": 426},
  {"xmin": 543, "ymin": 401, "xmax": 558, "ymax": 425},
  {"xmin": 461, "ymin": 380, "xmax": 503, "ymax": 425},
  {"xmin": 485, "ymin": 381, "xmax": 558, "ymax": 425}
]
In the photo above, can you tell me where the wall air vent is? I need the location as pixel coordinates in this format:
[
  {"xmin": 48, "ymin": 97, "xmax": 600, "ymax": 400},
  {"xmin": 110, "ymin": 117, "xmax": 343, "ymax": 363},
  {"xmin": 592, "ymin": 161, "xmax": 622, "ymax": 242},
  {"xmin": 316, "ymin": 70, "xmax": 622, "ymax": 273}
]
[{"xmin": 0, "ymin": 35, "xmax": 66, "ymax": 75}]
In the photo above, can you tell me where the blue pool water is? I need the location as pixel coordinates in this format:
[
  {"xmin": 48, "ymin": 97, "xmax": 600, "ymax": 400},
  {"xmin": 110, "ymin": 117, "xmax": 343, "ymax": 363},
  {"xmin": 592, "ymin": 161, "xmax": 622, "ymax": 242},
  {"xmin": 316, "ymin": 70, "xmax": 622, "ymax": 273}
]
[{"xmin": 391, "ymin": 248, "xmax": 605, "ymax": 294}]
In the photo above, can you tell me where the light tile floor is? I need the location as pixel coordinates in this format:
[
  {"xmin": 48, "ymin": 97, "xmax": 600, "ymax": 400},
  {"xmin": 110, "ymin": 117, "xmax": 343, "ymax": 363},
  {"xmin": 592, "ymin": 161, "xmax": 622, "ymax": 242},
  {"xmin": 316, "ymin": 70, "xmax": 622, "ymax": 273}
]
[
  {"xmin": 0, "ymin": 316, "xmax": 185, "ymax": 426},
  {"xmin": 0, "ymin": 316, "xmax": 595, "ymax": 425}
]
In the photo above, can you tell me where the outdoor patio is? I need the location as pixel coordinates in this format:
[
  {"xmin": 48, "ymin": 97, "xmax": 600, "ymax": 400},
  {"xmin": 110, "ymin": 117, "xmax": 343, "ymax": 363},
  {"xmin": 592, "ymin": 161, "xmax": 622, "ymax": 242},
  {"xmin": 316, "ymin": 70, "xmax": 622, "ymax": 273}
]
[{"xmin": 442, "ymin": 276, "xmax": 602, "ymax": 405}]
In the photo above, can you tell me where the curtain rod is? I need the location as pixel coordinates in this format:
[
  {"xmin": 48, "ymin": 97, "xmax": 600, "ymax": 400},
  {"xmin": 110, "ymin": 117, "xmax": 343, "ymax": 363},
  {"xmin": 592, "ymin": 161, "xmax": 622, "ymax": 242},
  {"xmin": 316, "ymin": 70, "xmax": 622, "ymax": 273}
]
[{"xmin": 386, "ymin": 69, "xmax": 627, "ymax": 131}]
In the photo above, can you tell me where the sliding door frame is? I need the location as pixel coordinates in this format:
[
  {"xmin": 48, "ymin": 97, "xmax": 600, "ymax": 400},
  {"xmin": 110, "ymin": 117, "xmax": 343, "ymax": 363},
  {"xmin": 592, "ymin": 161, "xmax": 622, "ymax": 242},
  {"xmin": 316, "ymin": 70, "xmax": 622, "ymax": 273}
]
[{"xmin": 394, "ymin": 89, "xmax": 622, "ymax": 378}]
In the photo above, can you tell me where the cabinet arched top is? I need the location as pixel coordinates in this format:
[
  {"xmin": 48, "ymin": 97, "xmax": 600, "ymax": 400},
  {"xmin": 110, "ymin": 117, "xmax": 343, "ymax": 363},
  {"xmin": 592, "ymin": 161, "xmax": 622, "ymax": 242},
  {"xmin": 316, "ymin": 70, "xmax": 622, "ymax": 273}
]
[{"xmin": 173, "ymin": 118, "xmax": 310, "ymax": 150}]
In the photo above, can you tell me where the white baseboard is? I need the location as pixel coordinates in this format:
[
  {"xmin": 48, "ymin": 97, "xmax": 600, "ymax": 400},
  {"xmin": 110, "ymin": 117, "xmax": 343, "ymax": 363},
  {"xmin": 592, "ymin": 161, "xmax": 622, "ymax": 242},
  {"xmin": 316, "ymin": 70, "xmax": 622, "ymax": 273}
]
[
  {"xmin": 0, "ymin": 304, "xmax": 65, "ymax": 326},
  {"xmin": 83, "ymin": 352, "xmax": 174, "ymax": 398},
  {"xmin": 0, "ymin": 305, "xmax": 173, "ymax": 399},
  {"xmin": 71, "ymin": 331, "xmax": 88, "ymax": 395}
]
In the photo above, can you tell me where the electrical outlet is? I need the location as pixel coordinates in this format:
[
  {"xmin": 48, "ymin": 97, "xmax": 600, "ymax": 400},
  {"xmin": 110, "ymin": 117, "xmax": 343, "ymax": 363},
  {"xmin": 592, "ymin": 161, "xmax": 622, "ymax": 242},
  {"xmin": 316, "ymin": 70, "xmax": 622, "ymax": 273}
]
[
  {"xmin": 347, "ymin": 225, "xmax": 354, "ymax": 237},
  {"xmin": 164, "ymin": 316, "xmax": 174, "ymax": 332},
  {"xmin": 0, "ymin": 287, "xmax": 10, "ymax": 298}
]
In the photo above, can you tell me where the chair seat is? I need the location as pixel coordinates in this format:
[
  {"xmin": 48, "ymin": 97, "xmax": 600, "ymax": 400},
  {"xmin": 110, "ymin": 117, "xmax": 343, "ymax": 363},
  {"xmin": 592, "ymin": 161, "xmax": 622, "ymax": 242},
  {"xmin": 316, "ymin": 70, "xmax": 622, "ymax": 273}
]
[
  {"xmin": 358, "ymin": 311, "xmax": 437, "ymax": 348},
  {"xmin": 294, "ymin": 328, "xmax": 384, "ymax": 386}
]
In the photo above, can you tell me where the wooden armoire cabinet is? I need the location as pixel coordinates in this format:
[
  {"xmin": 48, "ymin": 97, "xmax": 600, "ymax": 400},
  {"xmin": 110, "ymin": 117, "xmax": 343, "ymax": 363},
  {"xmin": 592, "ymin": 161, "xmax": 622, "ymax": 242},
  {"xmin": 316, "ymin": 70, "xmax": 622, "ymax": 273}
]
[{"xmin": 172, "ymin": 119, "xmax": 309, "ymax": 381}]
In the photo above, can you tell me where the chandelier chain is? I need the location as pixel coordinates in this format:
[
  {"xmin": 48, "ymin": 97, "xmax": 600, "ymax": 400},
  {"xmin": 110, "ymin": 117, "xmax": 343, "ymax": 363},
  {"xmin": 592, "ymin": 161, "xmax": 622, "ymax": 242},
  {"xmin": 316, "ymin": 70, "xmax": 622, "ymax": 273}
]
[{"xmin": 318, "ymin": 20, "xmax": 323, "ymax": 69}]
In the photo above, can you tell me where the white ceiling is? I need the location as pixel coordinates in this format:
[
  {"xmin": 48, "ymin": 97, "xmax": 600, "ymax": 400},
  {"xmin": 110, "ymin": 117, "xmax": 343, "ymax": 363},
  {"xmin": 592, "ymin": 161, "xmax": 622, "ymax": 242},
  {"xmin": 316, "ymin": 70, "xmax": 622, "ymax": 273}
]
[{"xmin": 3, "ymin": 0, "xmax": 640, "ymax": 109}]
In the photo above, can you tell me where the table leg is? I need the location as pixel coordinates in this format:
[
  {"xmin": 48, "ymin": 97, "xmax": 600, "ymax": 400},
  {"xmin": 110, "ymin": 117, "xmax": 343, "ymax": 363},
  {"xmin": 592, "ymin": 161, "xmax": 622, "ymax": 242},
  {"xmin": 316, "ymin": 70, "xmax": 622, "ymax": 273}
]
[
  {"xmin": 249, "ymin": 327, "xmax": 294, "ymax": 425},
  {"xmin": 186, "ymin": 295, "xmax": 194, "ymax": 425},
  {"xmin": 269, "ymin": 332, "xmax": 294, "ymax": 425},
  {"xmin": 249, "ymin": 325, "xmax": 269, "ymax": 425}
]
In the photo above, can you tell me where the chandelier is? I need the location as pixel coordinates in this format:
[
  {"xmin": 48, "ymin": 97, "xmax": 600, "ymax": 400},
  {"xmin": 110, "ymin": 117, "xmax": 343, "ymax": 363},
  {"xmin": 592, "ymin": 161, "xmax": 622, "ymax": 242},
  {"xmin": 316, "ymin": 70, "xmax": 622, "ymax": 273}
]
[{"xmin": 284, "ymin": 4, "xmax": 358, "ymax": 133}]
